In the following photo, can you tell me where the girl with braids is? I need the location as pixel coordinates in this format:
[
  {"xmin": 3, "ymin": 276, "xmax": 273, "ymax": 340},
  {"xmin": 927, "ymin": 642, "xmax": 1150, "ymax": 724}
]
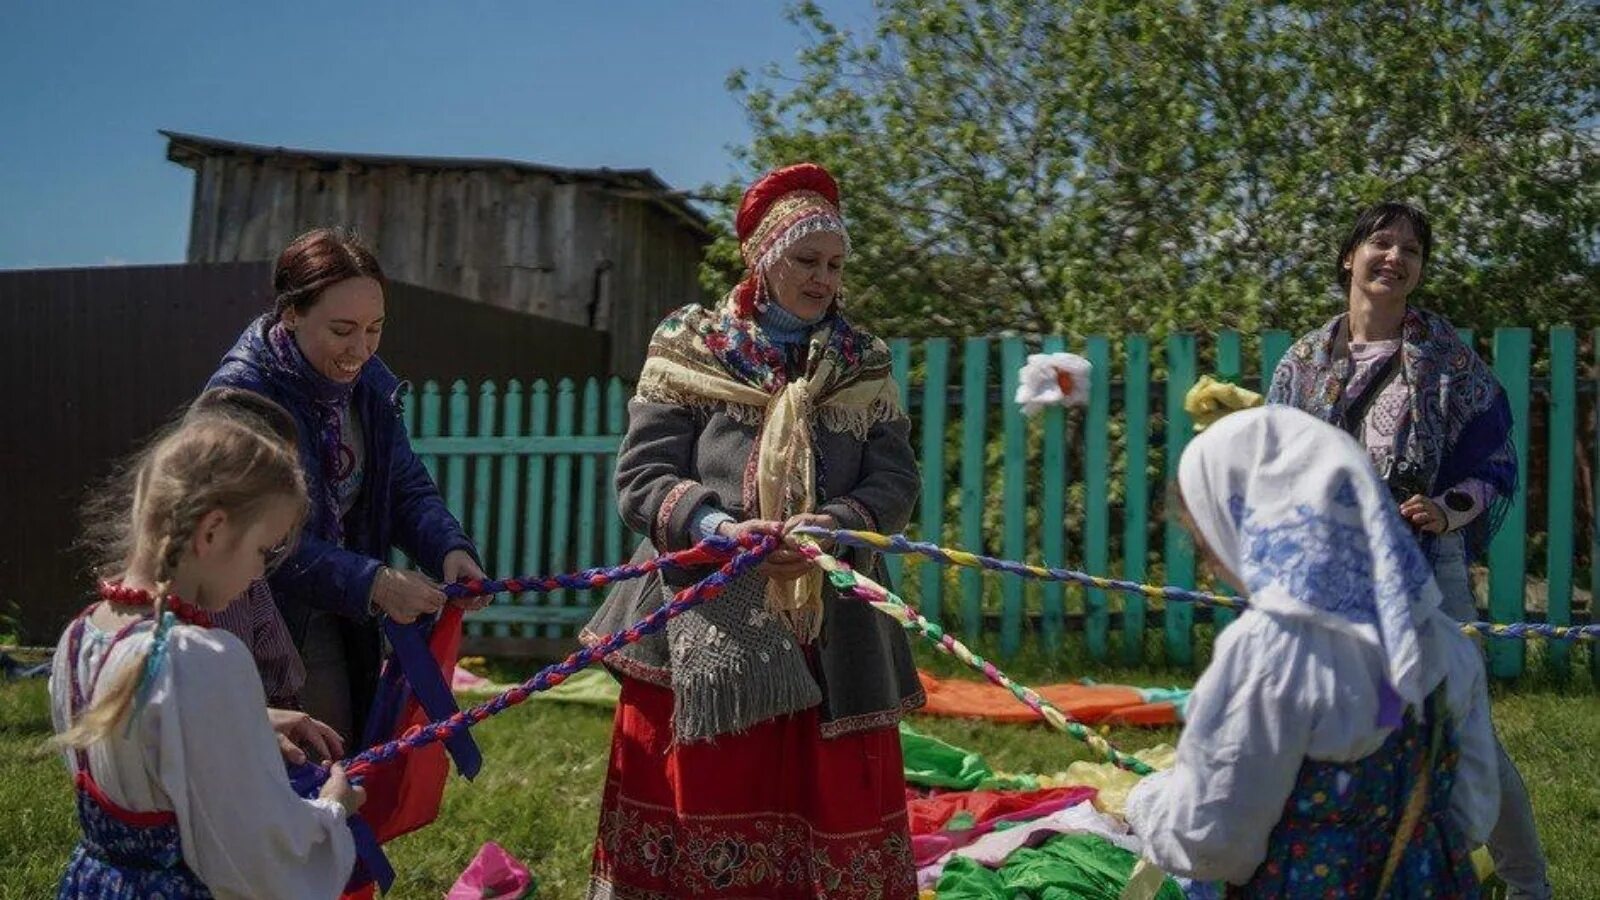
[
  {"xmin": 205, "ymin": 228, "xmax": 486, "ymax": 743},
  {"xmin": 51, "ymin": 403, "xmax": 363, "ymax": 899}
]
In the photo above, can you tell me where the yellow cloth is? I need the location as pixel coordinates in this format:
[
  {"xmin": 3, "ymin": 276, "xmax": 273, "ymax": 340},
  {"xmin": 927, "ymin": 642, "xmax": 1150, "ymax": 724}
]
[
  {"xmin": 994, "ymin": 744, "xmax": 1178, "ymax": 817},
  {"xmin": 1183, "ymin": 375, "xmax": 1264, "ymax": 432},
  {"xmin": 1471, "ymin": 846, "xmax": 1495, "ymax": 882}
]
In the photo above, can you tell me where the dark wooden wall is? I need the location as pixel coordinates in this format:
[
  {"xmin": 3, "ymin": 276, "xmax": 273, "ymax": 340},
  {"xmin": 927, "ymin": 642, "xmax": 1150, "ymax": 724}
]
[
  {"xmin": 0, "ymin": 262, "xmax": 608, "ymax": 642},
  {"xmin": 178, "ymin": 154, "xmax": 708, "ymax": 377}
]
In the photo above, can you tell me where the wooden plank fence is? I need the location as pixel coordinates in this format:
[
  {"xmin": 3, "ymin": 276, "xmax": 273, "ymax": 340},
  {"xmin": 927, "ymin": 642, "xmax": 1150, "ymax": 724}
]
[{"xmin": 399, "ymin": 328, "xmax": 1597, "ymax": 677}]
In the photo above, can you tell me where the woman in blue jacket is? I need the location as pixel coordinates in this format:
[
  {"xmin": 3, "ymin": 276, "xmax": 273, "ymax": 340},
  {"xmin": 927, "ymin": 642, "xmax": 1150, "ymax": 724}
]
[{"xmin": 207, "ymin": 228, "xmax": 486, "ymax": 742}]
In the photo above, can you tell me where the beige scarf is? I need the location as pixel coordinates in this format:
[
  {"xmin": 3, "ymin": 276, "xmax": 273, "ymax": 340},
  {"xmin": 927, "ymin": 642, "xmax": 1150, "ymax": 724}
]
[{"xmin": 636, "ymin": 305, "xmax": 902, "ymax": 637}]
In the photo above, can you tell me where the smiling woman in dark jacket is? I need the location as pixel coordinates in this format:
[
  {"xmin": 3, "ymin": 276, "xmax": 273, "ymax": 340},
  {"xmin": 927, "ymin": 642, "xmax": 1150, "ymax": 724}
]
[{"xmin": 206, "ymin": 228, "xmax": 485, "ymax": 742}]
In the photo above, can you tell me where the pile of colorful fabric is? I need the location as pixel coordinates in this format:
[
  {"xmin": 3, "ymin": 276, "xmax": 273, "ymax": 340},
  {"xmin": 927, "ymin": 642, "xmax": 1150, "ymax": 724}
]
[{"xmin": 900, "ymin": 724, "xmax": 1199, "ymax": 898}]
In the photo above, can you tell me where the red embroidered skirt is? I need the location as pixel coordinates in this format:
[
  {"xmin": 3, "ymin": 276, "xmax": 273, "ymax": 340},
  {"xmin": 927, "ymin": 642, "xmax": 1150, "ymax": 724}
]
[{"xmin": 588, "ymin": 677, "xmax": 916, "ymax": 899}]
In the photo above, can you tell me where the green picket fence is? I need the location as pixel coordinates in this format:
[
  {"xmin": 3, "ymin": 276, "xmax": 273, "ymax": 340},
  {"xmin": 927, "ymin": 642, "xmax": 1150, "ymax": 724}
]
[{"xmin": 400, "ymin": 327, "xmax": 1596, "ymax": 678}]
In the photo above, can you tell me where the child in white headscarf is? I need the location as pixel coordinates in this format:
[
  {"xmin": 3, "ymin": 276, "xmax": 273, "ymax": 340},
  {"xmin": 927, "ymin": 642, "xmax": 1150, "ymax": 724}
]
[{"xmin": 1125, "ymin": 406, "xmax": 1498, "ymax": 897}]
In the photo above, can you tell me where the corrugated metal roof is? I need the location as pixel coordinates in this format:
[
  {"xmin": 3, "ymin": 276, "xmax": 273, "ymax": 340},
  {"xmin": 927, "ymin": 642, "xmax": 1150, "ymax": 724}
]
[{"xmin": 161, "ymin": 129, "xmax": 713, "ymax": 235}]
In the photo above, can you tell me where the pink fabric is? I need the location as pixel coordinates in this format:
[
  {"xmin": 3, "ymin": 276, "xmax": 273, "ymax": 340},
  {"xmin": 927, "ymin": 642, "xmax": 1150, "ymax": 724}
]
[
  {"xmin": 447, "ymin": 841, "xmax": 533, "ymax": 899},
  {"xmin": 909, "ymin": 786, "xmax": 1097, "ymax": 867},
  {"xmin": 452, "ymin": 665, "xmax": 491, "ymax": 692}
]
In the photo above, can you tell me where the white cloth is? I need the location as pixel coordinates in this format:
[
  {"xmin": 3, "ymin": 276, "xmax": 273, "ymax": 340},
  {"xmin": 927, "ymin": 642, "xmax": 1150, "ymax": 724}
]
[
  {"xmin": 50, "ymin": 619, "xmax": 355, "ymax": 900},
  {"xmin": 1125, "ymin": 407, "xmax": 1499, "ymax": 885}
]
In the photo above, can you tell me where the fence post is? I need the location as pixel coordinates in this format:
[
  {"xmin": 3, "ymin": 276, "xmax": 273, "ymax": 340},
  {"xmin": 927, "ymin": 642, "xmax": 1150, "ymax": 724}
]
[
  {"xmin": 1488, "ymin": 329, "xmax": 1531, "ymax": 679},
  {"xmin": 470, "ymin": 382, "xmax": 496, "ymax": 591},
  {"xmin": 1084, "ymin": 336, "xmax": 1111, "ymax": 662},
  {"xmin": 1545, "ymin": 328, "xmax": 1576, "ymax": 679},
  {"xmin": 1123, "ymin": 336, "xmax": 1151, "ymax": 665},
  {"xmin": 445, "ymin": 381, "xmax": 470, "ymax": 527},
  {"xmin": 919, "ymin": 339, "xmax": 951, "ymax": 625},
  {"xmin": 1212, "ymin": 331, "xmax": 1243, "ymax": 631},
  {"xmin": 521, "ymin": 382, "xmax": 551, "ymax": 634},
  {"xmin": 547, "ymin": 380, "xmax": 577, "ymax": 638},
  {"xmin": 960, "ymin": 338, "xmax": 990, "ymax": 640},
  {"xmin": 391, "ymin": 383, "xmax": 423, "ymax": 570},
  {"xmin": 999, "ymin": 337, "xmax": 1029, "ymax": 657},
  {"xmin": 1592, "ymin": 328, "xmax": 1599, "ymax": 684},
  {"xmin": 605, "ymin": 378, "xmax": 628, "ymax": 568},
  {"xmin": 491, "ymin": 380, "xmax": 524, "ymax": 638},
  {"xmin": 1039, "ymin": 335, "xmax": 1068, "ymax": 652},
  {"xmin": 576, "ymin": 379, "xmax": 602, "ymax": 592},
  {"xmin": 1164, "ymin": 335, "xmax": 1198, "ymax": 666},
  {"xmin": 419, "ymin": 381, "xmax": 443, "ymax": 483},
  {"xmin": 1260, "ymin": 331, "xmax": 1292, "ymax": 388},
  {"xmin": 886, "ymin": 339, "xmax": 913, "ymax": 592}
]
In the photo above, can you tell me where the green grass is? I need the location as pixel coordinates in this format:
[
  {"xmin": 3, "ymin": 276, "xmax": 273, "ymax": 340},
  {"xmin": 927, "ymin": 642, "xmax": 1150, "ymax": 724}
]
[{"xmin": 2, "ymin": 642, "xmax": 1596, "ymax": 899}]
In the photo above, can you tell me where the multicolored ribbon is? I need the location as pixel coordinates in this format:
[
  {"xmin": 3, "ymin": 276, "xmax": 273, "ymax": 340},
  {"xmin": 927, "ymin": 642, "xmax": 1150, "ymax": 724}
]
[
  {"xmin": 796, "ymin": 527, "xmax": 1600, "ymax": 644},
  {"xmin": 439, "ymin": 539, "xmax": 740, "ymax": 601},
  {"xmin": 795, "ymin": 539, "xmax": 1156, "ymax": 776},
  {"xmin": 338, "ymin": 534, "xmax": 773, "ymax": 777}
]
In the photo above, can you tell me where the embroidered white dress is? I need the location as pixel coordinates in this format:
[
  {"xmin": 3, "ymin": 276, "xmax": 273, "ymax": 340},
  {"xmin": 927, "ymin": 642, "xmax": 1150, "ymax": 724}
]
[{"xmin": 50, "ymin": 620, "xmax": 355, "ymax": 899}]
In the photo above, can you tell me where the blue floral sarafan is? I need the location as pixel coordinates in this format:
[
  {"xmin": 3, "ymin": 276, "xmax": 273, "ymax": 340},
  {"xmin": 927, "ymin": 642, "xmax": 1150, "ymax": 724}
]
[{"xmin": 1230, "ymin": 692, "xmax": 1479, "ymax": 899}]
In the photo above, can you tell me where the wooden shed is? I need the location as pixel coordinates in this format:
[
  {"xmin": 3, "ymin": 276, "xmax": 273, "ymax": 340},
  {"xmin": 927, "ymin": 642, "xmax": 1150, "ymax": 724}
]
[{"xmin": 163, "ymin": 130, "xmax": 713, "ymax": 377}]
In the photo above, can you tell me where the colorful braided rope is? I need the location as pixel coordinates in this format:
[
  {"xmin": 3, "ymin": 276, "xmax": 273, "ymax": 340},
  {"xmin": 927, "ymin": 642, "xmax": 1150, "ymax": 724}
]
[
  {"xmin": 798, "ymin": 527, "xmax": 1600, "ymax": 644},
  {"xmin": 794, "ymin": 540, "xmax": 1156, "ymax": 776},
  {"xmin": 342, "ymin": 535, "xmax": 775, "ymax": 777},
  {"xmin": 440, "ymin": 537, "xmax": 739, "ymax": 600}
]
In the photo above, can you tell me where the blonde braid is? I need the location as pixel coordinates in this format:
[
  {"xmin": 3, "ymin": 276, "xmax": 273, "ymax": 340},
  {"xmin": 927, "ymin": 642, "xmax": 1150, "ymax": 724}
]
[{"xmin": 57, "ymin": 519, "xmax": 192, "ymax": 748}]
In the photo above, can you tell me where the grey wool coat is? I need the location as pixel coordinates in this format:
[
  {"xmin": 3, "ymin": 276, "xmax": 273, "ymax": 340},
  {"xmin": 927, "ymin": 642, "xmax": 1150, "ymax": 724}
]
[{"xmin": 581, "ymin": 395, "xmax": 925, "ymax": 739}]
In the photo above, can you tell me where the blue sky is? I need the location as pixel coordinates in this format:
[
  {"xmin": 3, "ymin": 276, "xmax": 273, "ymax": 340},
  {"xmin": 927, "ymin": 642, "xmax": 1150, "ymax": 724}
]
[{"xmin": 0, "ymin": 1, "xmax": 873, "ymax": 269}]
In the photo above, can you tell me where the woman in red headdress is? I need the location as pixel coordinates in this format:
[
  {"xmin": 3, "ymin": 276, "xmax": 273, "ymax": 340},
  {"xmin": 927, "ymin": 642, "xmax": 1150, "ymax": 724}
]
[{"xmin": 580, "ymin": 164, "xmax": 923, "ymax": 899}]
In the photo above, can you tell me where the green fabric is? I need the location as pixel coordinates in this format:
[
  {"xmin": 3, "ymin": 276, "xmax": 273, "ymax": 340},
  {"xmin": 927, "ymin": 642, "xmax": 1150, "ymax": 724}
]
[
  {"xmin": 935, "ymin": 834, "xmax": 1183, "ymax": 900},
  {"xmin": 898, "ymin": 722, "xmax": 997, "ymax": 789},
  {"xmin": 1133, "ymin": 686, "xmax": 1190, "ymax": 705},
  {"xmin": 535, "ymin": 667, "xmax": 620, "ymax": 707},
  {"xmin": 457, "ymin": 666, "xmax": 621, "ymax": 709},
  {"xmin": 945, "ymin": 810, "xmax": 978, "ymax": 832},
  {"xmin": 897, "ymin": 723, "xmax": 1059, "ymax": 792},
  {"xmin": 930, "ymin": 857, "xmax": 1007, "ymax": 899}
]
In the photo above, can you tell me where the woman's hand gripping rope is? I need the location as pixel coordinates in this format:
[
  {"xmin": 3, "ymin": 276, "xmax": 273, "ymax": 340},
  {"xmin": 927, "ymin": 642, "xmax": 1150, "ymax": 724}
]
[{"xmin": 286, "ymin": 534, "xmax": 776, "ymax": 796}]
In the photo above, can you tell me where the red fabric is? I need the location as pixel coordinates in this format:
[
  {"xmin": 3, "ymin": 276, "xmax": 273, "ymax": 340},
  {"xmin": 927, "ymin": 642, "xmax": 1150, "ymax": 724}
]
[
  {"xmin": 905, "ymin": 787, "xmax": 1095, "ymax": 836},
  {"xmin": 74, "ymin": 771, "xmax": 179, "ymax": 827},
  {"xmin": 907, "ymin": 788, "xmax": 1098, "ymax": 867},
  {"xmin": 915, "ymin": 670, "xmax": 1179, "ymax": 726},
  {"xmin": 590, "ymin": 676, "xmax": 917, "ymax": 899},
  {"xmin": 351, "ymin": 605, "xmax": 464, "ymax": 845}
]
